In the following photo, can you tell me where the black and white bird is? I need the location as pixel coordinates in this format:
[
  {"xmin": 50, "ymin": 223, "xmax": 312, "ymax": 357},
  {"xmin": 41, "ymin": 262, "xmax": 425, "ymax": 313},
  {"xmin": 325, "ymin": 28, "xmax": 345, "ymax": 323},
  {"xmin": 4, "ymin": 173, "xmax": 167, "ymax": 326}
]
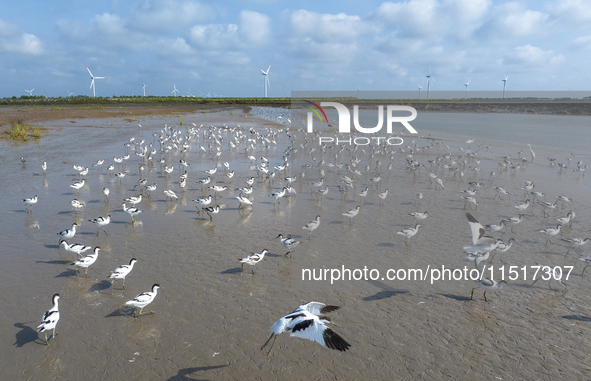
[
  {"xmin": 124, "ymin": 194, "xmax": 142, "ymax": 206},
  {"xmin": 343, "ymin": 206, "xmax": 361, "ymax": 223},
  {"xmin": 409, "ymin": 211, "xmax": 428, "ymax": 220},
  {"xmin": 261, "ymin": 302, "xmax": 351, "ymax": 356},
  {"xmin": 302, "ymin": 215, "xmax": 321, "ymax": 237},
  {"xmin": 537, "ymin": 225, "xmax": 562, "ymax": 245},
  {"xmin": 125, "ymin": 284, "xmax": 160, "ymax": 317},
  {"xmin": 397, "ymin": 224, "xmax": 421, "ymax": 246},
  {"xmin": 471, "ymin": 277, "xmax": 507, "ymax": 302},
  {"xmin": 269, "ymin": 187, "xmax": 287, "ymax": 205},
  {"xmin": 563, "ymin": 237, "xmax": 591, "ymax": 255},
  {"xmin": 193, "ymin": 195, "xmax": 213, "ymax": 214},
  {"xmin": 57, "ymin": 223, "xmax": 78, "ymax": 240},
  {"xmin": 122, "ymin": 203, "xmax": 142, "ymax": 221},
  {"xmin": 236, "ymin": 195, "xmax": 253, "ymax": 209},
  {"xmin": 23, "ymin": 195, "xmax": 38, "ymax": 213},
  {"xmin": 72, "ymin": 246, "xmax": 100, "ymax": 278},
  {"xmin": 59, "ymin": 240, "xmax": 92, "ymax": 257},
  {"xmin": 109, "ymin": 258, "xmax": 138, "ymax": 294},
  {"xmin": 37, "ymin": 293, "xmax": 60, "ymax": 345},
  {"xmin": 163, "ymin": 189, "xmax": 178, "ymax": 201},
  {"xmin": 88, "ymin": 215, "xmax": 112, "ymax": 235},
  {"xmin": 70, "ymin": 179, "xmax": 85, "ymax": 194},
  {"xmin": 203, "ymin": 205, "xmax": 221, "ymax": 221},
  {"xmin": 464, "ymin": 213, "xmax": 503, "ymax": 254},
  {"xmin": 239, "ymin": 249, "xmax": 268, "ymax": 274},
  {"xmin": 277, "ymin": 234, "xmax": 300, "ymax": 256},
  {"xmin": 377, "ymin": 189, "xmax": 389, "ymax": 203}
]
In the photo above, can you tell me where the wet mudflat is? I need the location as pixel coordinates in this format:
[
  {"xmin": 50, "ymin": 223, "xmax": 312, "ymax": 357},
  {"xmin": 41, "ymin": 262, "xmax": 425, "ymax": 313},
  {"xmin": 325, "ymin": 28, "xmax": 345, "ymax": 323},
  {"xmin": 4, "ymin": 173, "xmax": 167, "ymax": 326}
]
[{"xmin": 1, "ymin": 107, "xmax": 590, "ymax": 380}]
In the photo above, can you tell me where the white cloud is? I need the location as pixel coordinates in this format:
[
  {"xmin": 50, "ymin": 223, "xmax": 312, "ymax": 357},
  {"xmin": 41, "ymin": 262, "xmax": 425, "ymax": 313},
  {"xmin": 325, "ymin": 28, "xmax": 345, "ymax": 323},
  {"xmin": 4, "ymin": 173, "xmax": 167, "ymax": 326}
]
[
  {"xmin": 188, "ymin": 10, "xmax": 271, "ymax": 50},
  {"xmin": 239, "ymin": 10, "xmax": 271, "ymax": 45},
  {"xmin": 546, "ymin": 0, "xmax": 591, "ymax": 23},
  {"xmin": 129, "ymin": 0, "xmax": 217, "ymax": 32},
  {"xmin": 189, "ymin": 23, "xmax": 238, "ymax": 50},
  {"xmin": 0, "ymin": 19, "xmax": 43, "ymax": 55},
  {"xmin": 92, "ymin": 13, "xmax": 127, "ymax": 36},
  {"xmin": 475, "ymin": 2, "xmax": 549, "ymax": 40},
  {"xmin": 57, "ymin": 13, "xmax": 194, "ymax": 56},
  {"xmin": 504, "ymin": 44, "xmax": 564, "ymax": 66},
  {"xmin": 152, "ymin": 37, "xmax": 193, "ymax": 55},
  {"xmin": 570, "ymin": 35, "xmax": 591, "ymax": 49},
  {"xmin": 290, "ymin": 10, "xmax": 377, "ymax": 43},
  {"xmin": 375, "ymin": 0, "xmax": 490, "ymax": 38}
]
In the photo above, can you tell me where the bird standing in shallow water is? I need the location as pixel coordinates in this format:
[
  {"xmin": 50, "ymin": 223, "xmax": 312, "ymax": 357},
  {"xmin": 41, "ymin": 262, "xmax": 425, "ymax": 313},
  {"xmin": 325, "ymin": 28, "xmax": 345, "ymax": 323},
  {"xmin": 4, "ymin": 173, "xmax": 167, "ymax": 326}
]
[
  {"xmin": 109, "ymin": 258, "xmax": 138, "ymax": 294},
  {"xmin": 57, "ymin": 223, "xmax": 78, "ymax": 240},
  {"xmin": 89, "ymin": 215, "xmax": 112, "ymax": 235},
  {"xmin": 397, "ymin": 224, "xmax": 420, "ymax": 246},
  {"xmin": 302, "ymin": 215, "xmax": 321, "ymax": 237},
  {"xmin": 122, "ymin": 203, "xmax": 142, "ymax": 222},
  {"xmin": 125, "ymin": 284, "xmax": 160, "ymax": 317},
  {"xmin": 239, "ymin": 250, "xmax": 268, "ymax": 275},
  {"xmin": 23, "ymin": 195, "xmax": 38, "ymax": 214},
  {"xmin": 37, "ymin": 293, "xmax": 60, "ymax": 345},
  {"xmin": 72, "ymin": 247, "xmax": 100, "ymax": 278},
  {"xmin": 471, "ymin": 278, "xmax": 507, "ymax": 302},
  {"xmin": 277, "ymin": 234, "xmax": 300, "ymax": 256}
]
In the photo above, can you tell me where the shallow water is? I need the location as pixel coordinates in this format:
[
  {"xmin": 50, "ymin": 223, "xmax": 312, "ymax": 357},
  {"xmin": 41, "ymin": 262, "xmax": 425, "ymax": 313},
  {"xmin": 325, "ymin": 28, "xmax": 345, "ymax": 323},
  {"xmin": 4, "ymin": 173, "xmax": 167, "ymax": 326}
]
[{"xmin": 1, "ymin": 107, "xmax": 591, "ymax": 380}]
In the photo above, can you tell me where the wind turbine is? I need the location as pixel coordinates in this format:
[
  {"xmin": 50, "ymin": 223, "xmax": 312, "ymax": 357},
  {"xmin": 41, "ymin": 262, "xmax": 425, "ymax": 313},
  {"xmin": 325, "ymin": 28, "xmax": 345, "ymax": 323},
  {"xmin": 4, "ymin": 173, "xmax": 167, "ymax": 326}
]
[
  {"xmin": 67, "ymin": 90, "xmax": 74, "ymax": 97},
  {"xmin": 87, "ymin": 66, "xmax": 105, "ymax": 98},
  {"xmin": 140, "ymin": 77, "xmax": 147, "ymax": 97},
  {"xmin": 418, "ymin": 85, "xmax": 423, "ymax": 99},
  {"xmin": 25, "ymin": 88, "xmax": 34, "ymax": 96},
  {"xmin": 172, "ymin": 83, "xmax": 180, "ymax": 97},
  {"xmin": 261, "ymin": 65, "xmax": 271, "ymax": 97},
  {"xmin": 502, "ymin": 76, "xmax": 508, "ymax": 99},
  {"xmin": 426, "ymin": 64, "xmax": 435, "ymax": 99},
  {"xmin": 464, "ymin": 80, "xmax": 470, "ymax": 99}
]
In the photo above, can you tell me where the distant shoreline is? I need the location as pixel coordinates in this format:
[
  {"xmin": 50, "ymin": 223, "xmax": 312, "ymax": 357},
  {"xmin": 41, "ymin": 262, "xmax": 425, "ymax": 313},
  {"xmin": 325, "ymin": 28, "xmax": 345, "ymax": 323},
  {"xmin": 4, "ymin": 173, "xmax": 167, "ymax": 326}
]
[{"xmin": 2, "ymin": 99, "xmax": 591, "ymax": 129}]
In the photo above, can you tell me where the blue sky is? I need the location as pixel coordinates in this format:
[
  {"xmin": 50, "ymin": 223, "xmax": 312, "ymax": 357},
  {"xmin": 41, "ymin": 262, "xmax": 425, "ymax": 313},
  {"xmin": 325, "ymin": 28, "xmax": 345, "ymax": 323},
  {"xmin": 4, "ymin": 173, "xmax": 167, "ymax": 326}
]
[{"xmin": 1, "ymin": 0, "xmax": 590, "ymax": 98}]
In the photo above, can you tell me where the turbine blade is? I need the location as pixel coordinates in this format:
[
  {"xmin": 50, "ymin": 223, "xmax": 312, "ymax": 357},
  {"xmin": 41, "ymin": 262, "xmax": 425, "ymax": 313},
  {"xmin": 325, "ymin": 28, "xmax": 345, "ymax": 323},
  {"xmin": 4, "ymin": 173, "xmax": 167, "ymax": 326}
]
[
  {"xmin": 86, "ymin": 66, "xmax": 93, "ymax": 78},
  {"xmin": 261, "ymin": 69, "xmax": 266, "ymax": 74},
  {"xmin": 90, "ymin": 79, "xmax": 94, "ymax": 90},
  {"xmin": 267, "ymin": 65, "xmax": 271, "ymax": 73}
]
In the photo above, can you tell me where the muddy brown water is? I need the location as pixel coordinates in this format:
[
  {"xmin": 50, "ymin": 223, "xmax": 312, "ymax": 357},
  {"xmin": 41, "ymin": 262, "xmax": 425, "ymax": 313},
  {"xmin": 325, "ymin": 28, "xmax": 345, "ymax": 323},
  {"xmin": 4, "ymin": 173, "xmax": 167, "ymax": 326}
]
[{"xmin": 1, "ymin": 108, "xmax": 591, "ymax": 380}]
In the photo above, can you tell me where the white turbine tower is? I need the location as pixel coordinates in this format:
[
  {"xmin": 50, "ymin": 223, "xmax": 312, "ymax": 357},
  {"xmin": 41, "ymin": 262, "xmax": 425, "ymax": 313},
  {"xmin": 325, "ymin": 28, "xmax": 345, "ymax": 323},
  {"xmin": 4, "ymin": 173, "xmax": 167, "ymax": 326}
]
[
  {"xmin": 426, "ymin": 65, "xmax": 435, "ymax": 99},
  {"xmin": 502, "ymin": 76, "xmax": 508, "ymax": 99},
  {"xmin": 418, "ymin": 85, "xmax": 423, "ymax": 99},
  {"xmin": 140, "ymin": 77, "xmax": 147, "ymax": 97},
  {"xmin": 87, "ymin": 66, "xmax": 105, "ymax": 98},
  {"xmin": 261, "ymin": 65, "xmax": 271, "ymax": 97},
  {"xmin": 464, "ymin": 80, "xmax": 470, "ymax": 99},
  {"xmin": 25, "ymin": 88, "xmax": 34, "ymax": 96},
  {"xmin": 172, "ymin": 83, "xmax": 180, "ymax": 97}
]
